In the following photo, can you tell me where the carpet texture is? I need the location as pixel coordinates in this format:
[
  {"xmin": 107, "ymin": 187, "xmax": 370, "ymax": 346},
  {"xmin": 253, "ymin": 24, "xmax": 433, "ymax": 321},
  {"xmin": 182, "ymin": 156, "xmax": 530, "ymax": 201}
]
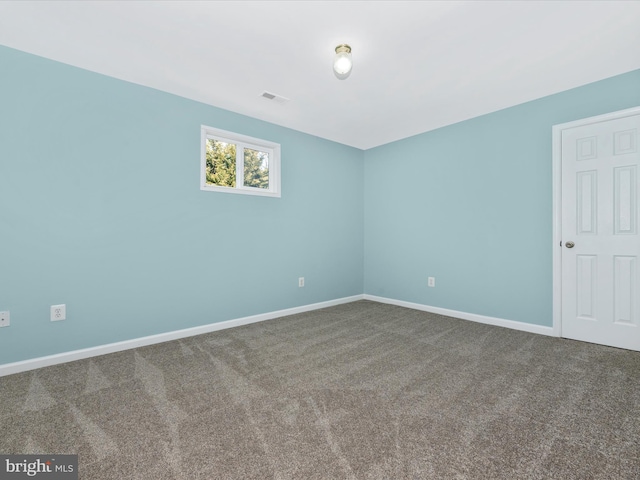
[{"xmin": 1, "ymin": 300, "xmax": 639, "ymax": 479}]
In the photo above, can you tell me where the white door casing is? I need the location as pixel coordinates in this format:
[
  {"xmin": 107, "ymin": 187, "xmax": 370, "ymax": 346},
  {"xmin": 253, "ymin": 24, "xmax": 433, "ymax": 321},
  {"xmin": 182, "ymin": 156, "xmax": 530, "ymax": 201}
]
[{"xmin": 553, "ymin": 107, "xmax": 640, "ymax": 351}]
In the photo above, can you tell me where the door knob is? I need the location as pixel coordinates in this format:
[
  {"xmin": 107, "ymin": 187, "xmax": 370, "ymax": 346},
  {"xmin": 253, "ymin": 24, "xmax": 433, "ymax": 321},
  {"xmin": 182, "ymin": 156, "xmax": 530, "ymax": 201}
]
[{"xmin": 565, "ymin": 241, "xmax": 575, "ymax": 248}]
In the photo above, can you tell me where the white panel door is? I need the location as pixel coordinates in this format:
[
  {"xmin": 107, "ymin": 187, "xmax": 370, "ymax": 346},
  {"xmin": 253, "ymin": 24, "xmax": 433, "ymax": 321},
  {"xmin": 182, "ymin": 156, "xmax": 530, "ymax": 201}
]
[{"xmin": 561, "ymin": 112, "xmax": 640, "ymax": 350}]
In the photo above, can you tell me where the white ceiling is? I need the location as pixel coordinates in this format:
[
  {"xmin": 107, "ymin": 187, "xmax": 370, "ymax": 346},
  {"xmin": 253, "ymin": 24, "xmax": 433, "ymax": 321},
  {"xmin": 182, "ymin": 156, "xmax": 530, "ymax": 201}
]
[{"xmin": 1, "ymin": 1, "xmax": 639, "ymax": 149}]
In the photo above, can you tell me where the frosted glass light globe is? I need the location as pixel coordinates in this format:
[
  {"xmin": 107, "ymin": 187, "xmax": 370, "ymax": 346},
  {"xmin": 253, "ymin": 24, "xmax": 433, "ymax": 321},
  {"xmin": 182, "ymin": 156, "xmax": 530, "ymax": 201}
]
[{"xmin": 334, "ymin": 53, "xmax": 352, "ymax": 74}]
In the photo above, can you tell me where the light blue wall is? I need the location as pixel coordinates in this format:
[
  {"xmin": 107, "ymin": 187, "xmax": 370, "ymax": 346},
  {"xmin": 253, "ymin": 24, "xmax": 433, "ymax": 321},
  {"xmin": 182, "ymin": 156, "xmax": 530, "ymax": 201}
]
[
  {"xmin": 0, "ymin": 46, "xmax": 364, "ymax": 364},
  {"xmin": 364, "ymin": 69, "xmax": 640, "ymax": 326}
]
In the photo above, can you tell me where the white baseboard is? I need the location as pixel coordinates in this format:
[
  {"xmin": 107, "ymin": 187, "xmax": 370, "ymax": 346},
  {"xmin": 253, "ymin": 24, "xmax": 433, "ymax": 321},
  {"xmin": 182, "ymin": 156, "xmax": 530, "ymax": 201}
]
[
  {"xmin": 0, "ymin": 294, "xmax": 555, "ymax": 377},
  {"xmin": 0, "ymin": 295, "xmax": 365, "ymax": 377},
  {"xmin": 363, "ymin": 294, "xmax": 555, "ymax": 337}
]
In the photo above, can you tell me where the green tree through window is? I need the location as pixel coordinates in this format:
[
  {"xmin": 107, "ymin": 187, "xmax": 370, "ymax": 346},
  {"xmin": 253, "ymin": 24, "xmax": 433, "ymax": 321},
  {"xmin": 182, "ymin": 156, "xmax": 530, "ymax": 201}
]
[
  {"xmin": 205, "ymin": 139, "xmax": 236, "ymax": 187},
  {"xmin": 205, "ymin": 141, "xmax": 269, "ymax": 190},
  {"xmin": 244, "ymin": 148, "xmax": 269, "ymax": 189}
]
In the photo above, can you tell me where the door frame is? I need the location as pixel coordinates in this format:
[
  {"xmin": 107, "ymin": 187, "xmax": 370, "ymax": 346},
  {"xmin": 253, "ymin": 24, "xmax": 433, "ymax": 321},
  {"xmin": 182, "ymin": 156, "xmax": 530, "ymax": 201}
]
[{"xmin": 552, "ymin": 105, "xmax": 640, "ymax": 339}]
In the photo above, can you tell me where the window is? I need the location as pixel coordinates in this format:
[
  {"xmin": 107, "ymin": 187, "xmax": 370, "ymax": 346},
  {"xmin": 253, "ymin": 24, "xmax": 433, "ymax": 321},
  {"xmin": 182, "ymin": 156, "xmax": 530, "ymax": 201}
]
[{"xmin": 200, "ymin": 125, "xmax": 281, "ymax": 197}]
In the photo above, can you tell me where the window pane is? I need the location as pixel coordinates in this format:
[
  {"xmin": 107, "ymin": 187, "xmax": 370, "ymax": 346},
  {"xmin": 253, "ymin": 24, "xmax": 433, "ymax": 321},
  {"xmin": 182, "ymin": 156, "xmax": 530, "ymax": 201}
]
[
  {"xmin": 201, "ymin": 125, "xmax": 280, "ymax": 197},
  {"xmin": 205, "ymin": 139, "xmax": 236, "ymax": 187},
  {"xmin": 244, "ymin": 148, "xmax": 269, "ymax": 189}
]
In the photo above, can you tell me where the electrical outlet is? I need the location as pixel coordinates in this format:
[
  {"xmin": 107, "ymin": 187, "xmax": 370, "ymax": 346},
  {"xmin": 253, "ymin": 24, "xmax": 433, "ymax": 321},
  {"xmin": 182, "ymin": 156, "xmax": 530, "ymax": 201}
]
[
  {"xmin": 428, "ymin": 277, "xmax": 436, "ymax": 287},
  {"xmin": 298, "ymin": 277, "xmax": 305, "ymax": 288},
  {"xmin": 51, "ymin": 304, "xmax": 66, "ymax": 321},
  {"xmin": 0, "ymin": 311, "xmax": 9, "ymax": 328}
]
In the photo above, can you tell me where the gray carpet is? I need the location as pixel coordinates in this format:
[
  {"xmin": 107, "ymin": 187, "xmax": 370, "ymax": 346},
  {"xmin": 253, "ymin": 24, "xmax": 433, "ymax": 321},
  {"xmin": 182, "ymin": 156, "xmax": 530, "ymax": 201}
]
[{"xmin": 1, "ymin": 300, "xmax": 639, "ymax": 479}]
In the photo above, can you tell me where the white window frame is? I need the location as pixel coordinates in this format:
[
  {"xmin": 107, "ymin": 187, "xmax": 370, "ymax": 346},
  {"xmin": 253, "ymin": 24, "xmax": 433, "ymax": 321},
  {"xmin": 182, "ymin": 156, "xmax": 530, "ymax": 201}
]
[{"xmin": 200, "ymin": 125, "xmax": 281, "ymax": 198}]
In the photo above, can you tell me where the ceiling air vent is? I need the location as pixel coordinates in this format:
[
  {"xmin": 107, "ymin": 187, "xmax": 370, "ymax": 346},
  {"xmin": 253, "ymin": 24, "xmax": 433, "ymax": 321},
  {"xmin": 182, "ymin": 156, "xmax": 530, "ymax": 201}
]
[{"xmin": 261, "ymin": 91, "xmax": 290, "ymax": 105}]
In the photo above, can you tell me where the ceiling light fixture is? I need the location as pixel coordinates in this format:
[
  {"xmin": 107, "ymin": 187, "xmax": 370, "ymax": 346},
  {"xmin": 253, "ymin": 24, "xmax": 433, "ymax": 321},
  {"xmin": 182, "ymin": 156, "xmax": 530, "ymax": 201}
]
[{"xmin": 333, "ymin": 44, "xmax": 352, "ymax": 80}]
